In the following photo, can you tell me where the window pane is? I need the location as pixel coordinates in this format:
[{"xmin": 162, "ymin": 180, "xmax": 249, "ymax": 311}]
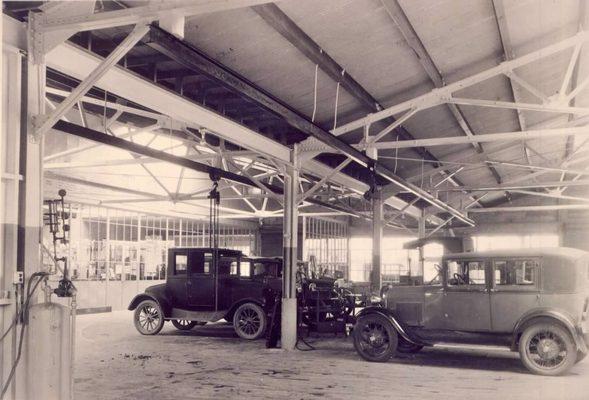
[
  {"xmin": 240, "ymin": 263, "xmax": 251, "ymax": 277},
  {"xmin": 175, "ymin": 254, "xmax": 187, "ymax": 274},
  {"xmin": 495, "ymin": 259, "xmax": 537, "ymax": 286},
  {"xmin": 447, "ymin": 260, "xmax": 485, "ymax": 286},
  {"xmin": 218, "ymin": 256, "xmax": 236, "ymax": 275}
]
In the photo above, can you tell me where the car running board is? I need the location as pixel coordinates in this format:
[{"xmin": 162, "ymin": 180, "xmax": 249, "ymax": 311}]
[{"xmin": 170, "ymin": 308, "xmax": 227, "ymax": 323}]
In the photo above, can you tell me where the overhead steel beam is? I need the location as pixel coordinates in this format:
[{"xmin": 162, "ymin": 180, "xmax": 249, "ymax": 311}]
[
  {"xmin": 45, "ymin": 171, "xmax": 168, "ymax": 199},
  {"xmin": 436, "ymin": 179, "xmax": 589, "ymax": 192},
  {"xmin": 144, "ymin": 25, "xmax": 473, "ymax": 224},
  {"xmin": 144, "ymin": 25, "xmax": 369, "ymax": 166},
  {"xmin": 466, "ymin": 204, "xmax": 589, "ymax": 213},
  {"xmin": 371, "ymin": 126, "xmax": 589, "ymax": 150},
  {"xmin": 44, "ymin": 38, "xmax": 427, "ymax": 220},
  {"xmin": 335, "ymin": 30, "xmax": 589, "ymax": 135},
  {"xmin": 36, "ymin": 0, "xmax": 275, "ymax": 33},
  {"xmin": 51, "ymin": 120, "xmax": 362, "ymax": 216},
  {"xmin": 252, "ymin": 3, "xmax": 453, "ymax": 172},
  {"xmin": 380, "ymin": 0, "xmax": 503, "ymax": 183}
]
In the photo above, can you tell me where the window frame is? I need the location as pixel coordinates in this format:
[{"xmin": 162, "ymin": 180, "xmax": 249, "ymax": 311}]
[
  {"xmin": 174, "ymin": 253, "xmax": 188, "ymax": 275},
  {"xmin": 491, "ymin": 257, "xmax": 540, "ymax": 292},
  {"xmin": 444, "ymin": 259, "xmax": 490, "ymax": 292}
]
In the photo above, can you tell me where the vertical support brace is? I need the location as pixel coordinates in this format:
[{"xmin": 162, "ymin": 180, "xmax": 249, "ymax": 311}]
[
  {"xmin": 371, "ymin": 186, "xmax": 383, "ymax": 294},
  {"xmin": 281, "ymin": 148, "xmax": 299, "ymax": 351}
]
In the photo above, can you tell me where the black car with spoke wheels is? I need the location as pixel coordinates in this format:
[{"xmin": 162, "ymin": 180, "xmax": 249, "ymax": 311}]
[
  {"xmin": 354, "ymin": 248, "xmax": 589, "ymax": 376},
  {"xmin": 129, "ymin": 248, "xmax": 281, "ymax": 339}
]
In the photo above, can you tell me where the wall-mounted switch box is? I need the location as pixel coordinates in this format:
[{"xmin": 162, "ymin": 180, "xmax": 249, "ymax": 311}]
[{"xmin": 14, "ymin": 271, "xmax": 23, "ymax": 285}]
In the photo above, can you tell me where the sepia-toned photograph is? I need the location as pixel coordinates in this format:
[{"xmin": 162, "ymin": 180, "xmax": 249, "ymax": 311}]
[{"xmin": 1, "ymin": 0, "xmax": 588, "ymax": 399}]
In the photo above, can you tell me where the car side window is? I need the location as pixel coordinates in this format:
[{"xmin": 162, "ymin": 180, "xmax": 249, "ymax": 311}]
[
  {"xmin": 218, "ymin": 255, "xmax": 238, "ymax": 276},
  {"xmin": 240, "ymin": 262, "xmax": 252, "ymax": 278},
  {"xmin": 189, "ymin": 252, "xmax": 211, "ymax": 274},
  {"xmin": 494, "ymin": 259, "xmax": 538, "ymax": 287},
  {"xmin": 174, "ymin": 254, "xmax": 187, "ymax": 274},
  {"xmin": 252, "ymin": 262, "xmax": 269, "ymax": 278},
  {"xmin": 447, "ymin": 260, "xmax": 486, "ymax": 287}
]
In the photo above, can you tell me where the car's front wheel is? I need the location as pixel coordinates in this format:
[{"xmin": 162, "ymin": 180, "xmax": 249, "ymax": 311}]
[
  {"xmin": 353, "ymin": 314, "xmax": 398, "ymax": 362},
  {"xmin": 134, "ymin": 300, "xmax": 165, "ymax": 335},
  {"xmin": 519, "ymin": 322, "xmax": 577, "ymax": 375},
  {"xmin": 233, "ymin": 303, "xmax": 267, "ymax": 340},
  {"xmin": 171, "ymin": 320, "xmax": 205, "ymax": 330}
]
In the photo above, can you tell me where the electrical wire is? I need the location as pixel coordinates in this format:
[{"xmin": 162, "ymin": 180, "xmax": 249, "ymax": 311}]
[
  {"xmin": 333, "ymin": 82, "xmax": 340, "ymax": 130},
  {"xmin": 0, "ymin": 272, "xmax": 49, "ymax": 399}
]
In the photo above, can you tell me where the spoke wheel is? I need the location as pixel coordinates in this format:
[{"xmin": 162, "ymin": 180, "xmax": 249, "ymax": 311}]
[
  {"xmin": 133, "ymin": 300, "xmax": 165, "ymax": 335},
  {"xmin": 519, "ymin": 322, "xmax": 576, "ymax": 375},
  {"xmin": 353, "ymin": 314, "xmax": 398, "ymax": 362},
  {"xmin": 171, "ymin": 320, "xmax": 199, "ymax": 330},
  {"xmin": 233, "ymin": 303, "xmax": 267, "ymax": 340}
]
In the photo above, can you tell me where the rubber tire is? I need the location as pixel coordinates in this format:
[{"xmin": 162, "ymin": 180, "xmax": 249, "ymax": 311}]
[
  {"xmin": 519, "ymin": 322, "xmax": 577, "ymax": 376},
  {"xmin": 233, "ymin": 303, "xmax": 267, "ymax": 340},
  {"xmin": 133, "ymin": 299, "xmax": 165, "ymax": 335},
  {"xmin": 397, "ymin": 337, "xmax": 424, "ymax": 354},
  {"xmin": 353, "ymin": 314, "xmax": 398, "ymax": 362},
  {"xmin": 171, "ymin": 320, "xmax": 199, "ymax": 330}
]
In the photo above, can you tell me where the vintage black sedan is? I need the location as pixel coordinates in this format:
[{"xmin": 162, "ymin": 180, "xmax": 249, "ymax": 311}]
[
  {"xmin": 354, "ymin": 248, "xmax": 589, "ymax": 376},
  {"xmin": 128, "ymin": 248, "xmax": 282, "ymax": 340}
]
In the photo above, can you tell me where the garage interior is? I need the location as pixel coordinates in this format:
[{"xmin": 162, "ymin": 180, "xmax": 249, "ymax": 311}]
[{"xmin": 1, "ymin": 0, "xmax": 589, "ymax": 399}]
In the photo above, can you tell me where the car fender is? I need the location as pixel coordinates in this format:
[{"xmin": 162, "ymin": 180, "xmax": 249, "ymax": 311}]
[
  {"xmin": 512, "ymin": 308, "xmax": 587, "ymax": 353},
  {"xmin": 128, "ymin": 293, "xmax": 171, "ymax": 318},
  {"xmin": 355, "ymin": 306, "xmax": 425, "ymax": 346}
]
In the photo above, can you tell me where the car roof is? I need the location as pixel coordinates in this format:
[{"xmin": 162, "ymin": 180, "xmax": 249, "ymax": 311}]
[
  {"xmin": 445, "ymin": 247, "xmax": 588, "ymax": 262},
  {"xmin": 244, "ymin": 256, "xmax": 282, "ymax": 262}
]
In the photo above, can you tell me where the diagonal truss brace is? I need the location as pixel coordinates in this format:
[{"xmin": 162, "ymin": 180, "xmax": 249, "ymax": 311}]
[{"xmin": 36, "ymin": 23, "xmax": 150, "ymax": 137}]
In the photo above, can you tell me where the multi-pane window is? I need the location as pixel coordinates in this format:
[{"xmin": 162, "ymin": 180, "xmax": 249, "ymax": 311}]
[
  {"xmin": 473, "ymin": 234, "xmax": 559, "ymax": 251},
  {"xmin": 349, "ymin": 236, "xmax": 417, "ymax": 283},
  {"xmin": 304, "ymin": 217, "xmax": 349, "ymax": 278},
  {"xmin": 48, "ymin": 203, "xmax": 259, "ymax": 282}
]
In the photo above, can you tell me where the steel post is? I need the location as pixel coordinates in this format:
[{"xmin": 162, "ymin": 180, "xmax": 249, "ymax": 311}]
[
  {"xmin": 371, "ymin": 187, "xmax": 383, "ymax": 294},
  {"xmin": 281, "ymin": 148, "xmax": 298, "ymax": 351}
]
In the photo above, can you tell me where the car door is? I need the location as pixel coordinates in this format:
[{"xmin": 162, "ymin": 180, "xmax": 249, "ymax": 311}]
[
  {"xmin": 187, "ymin": 250, "xmax": 215, "ymax": 309},
  {"xmin": 489, "ymin": 258, "xmax": 541, "ymax": 332},
  {"xmin": 442, "ymin": 259, "xmax": 492, "ymax": 332},
  {"xmin": 167, "ymin": 250, "xmax": 189, "ymax": 307}
]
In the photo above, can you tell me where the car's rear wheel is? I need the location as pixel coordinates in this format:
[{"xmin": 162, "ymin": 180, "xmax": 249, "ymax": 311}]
[
  {"xmin": 233, "ymin": 303, "xmax": 267, "ymax": 340},
  {"xmin": 397, "ymin": 336, "xmax": 423, "ymax": 354},
  {"xmin": 519, "ymin": 322, "xmax": 577, "ymax": 375},
  {"xmin": 134, "ymin": 300, "xmax": 165, "ymax": 335},
  {"xmin": 353, "ymin": 314, "xmax": 398, "ymax": 362},
  {"xmin": 171, "ymin": 320, "xmax": 204, "ymax": 330}
]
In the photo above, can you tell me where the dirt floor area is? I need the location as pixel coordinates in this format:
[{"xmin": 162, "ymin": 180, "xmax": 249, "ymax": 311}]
[{"xmin": 74, "ymin": 311, "xmax": 589, "ymax": 400}]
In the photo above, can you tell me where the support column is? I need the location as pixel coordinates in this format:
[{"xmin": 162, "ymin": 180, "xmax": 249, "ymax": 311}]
[
  {"xmin": 281, "ymin": 147, "xmax": 298, "ymax": 351},
  {"xmin": 16, "ymin": 37, "xmax": 47, "ymax": 400},
  {"xmin": 371, "ymin": 186, "xmax": 383, "ymax": 294}
]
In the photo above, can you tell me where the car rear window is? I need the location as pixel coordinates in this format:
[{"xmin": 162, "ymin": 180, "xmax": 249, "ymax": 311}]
[{"xmin": 494, "ymin": 259, "xmax": 538, "ymax": 287}]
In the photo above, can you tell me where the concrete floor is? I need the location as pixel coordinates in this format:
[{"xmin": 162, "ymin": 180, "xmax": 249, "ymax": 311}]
[{"xmin": 75, "ymin": 311, "xmax": 589, "ymax": 400}]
